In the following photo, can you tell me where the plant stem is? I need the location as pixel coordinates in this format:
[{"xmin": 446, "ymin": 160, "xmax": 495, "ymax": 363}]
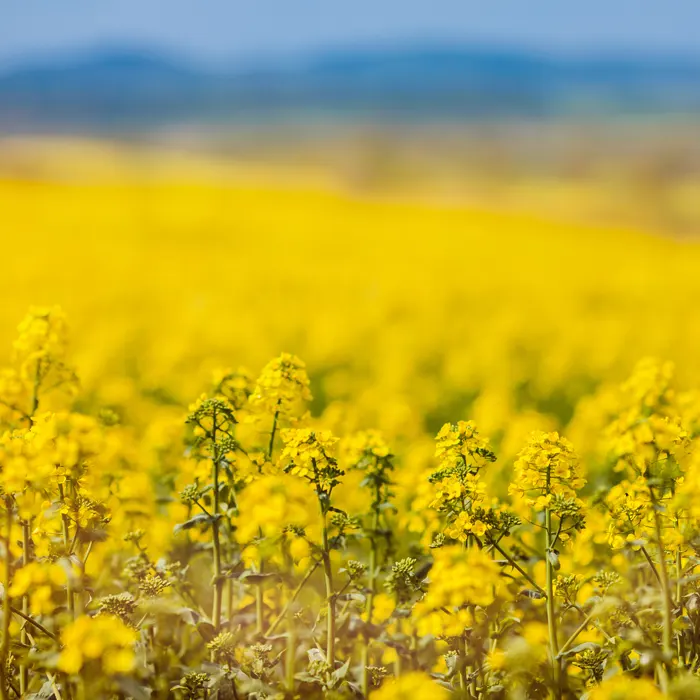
[
  {"xmin": 211, "ymin": 415, "xmax": 223, "ymax": 631},
  {"xmin": 649, "ymin": 485, "xmax": 673, "ymax": 689},
  {"xmin": 0, "ymin": 500, "xmax": 12, "ymax": 700},
  {"xmin": 265, "ymin": 560, "xmax": 319, "ymax": 637},
  {"xmin": 545, "ymin": 504, "xmax": 561, "ymax": 700},
  {"xmin": 58, "ymin": 484, "xmax": 75, "ymax": 618},
  {"xmin": 255, "ymin": 561, "xmax": 264, "ymax": 636},
  {"xmin": 458, "ymin": 634, "xmax": 468, "ymax": 693},
  {"xmin": 253, "ymin": 413, "xmax": 280, "ymax": 633},
  {"xmin": 677, "ymin": 548, "xmax": 685, "ymax": 665},
  {"xmin": 570, "ymin": 603, "xmax": 614, "ymax": 644},
  {"xmin": 484, "ymin": 537, "xmax": 545, "ymax": 597},
  {"xmin": 9, "ymin": 605, "xmax": 59, "ymax": 642},
  {"xmin": 267, "ymin": 409, "xmax": 279, "ymax": 461},
  {"xmin": 18, "ymin": 364, "xmax": 41, "ymax": 695},
  {"xmin": 19, "ymin": 520, "xmax": 30, "ymax": 694},
  {"xmin": 640, "ymin": 546, "xmax": 663, "ymax": 587},
  {"xmin": 226, "ymin": 579, "xmax": 234, "ymax": 632},
  {"xmin": 361, "ymin": 484, "xmax": 381, "ymax": 697},
  {"xmin": 557, "ymin": 609, "xmax": 596, "ymax": 658},
  {"xmin": 284, "ymin": 553, "xmax": 297, "ymax": 693},
  {"xmin": 321, "ymin": 509, "xmax": 335, "ymax": 666}
]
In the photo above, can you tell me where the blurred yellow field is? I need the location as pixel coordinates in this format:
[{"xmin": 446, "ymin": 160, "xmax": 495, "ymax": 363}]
[
  {"xmin": 2, "ymin": 145, "xmax": 700, "ymax": 422},
  {"xmin": 2, "ymin": 144, "xmax": 700, "ymax": 698}
]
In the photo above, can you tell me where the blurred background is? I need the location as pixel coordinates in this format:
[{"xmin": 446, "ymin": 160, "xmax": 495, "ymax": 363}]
[
  {"xmin": 1, "ymin": 1, "xmax": 700, "ymax": 448},
  {"xmin": 2, "ymin": 1, "xmax": 700, "ymax": 233}
]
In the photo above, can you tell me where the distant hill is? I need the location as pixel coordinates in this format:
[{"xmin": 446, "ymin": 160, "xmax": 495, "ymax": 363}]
[{"xmin": 2, "ymin": 45, "xmax": 700, "ymax": 131}]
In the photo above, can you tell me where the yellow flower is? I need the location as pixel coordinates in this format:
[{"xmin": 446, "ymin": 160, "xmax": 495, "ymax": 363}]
[
  {"xmin": 234, "ymin": 474, "xmax": 318, "ymax": 546},
  {"xmin": 510, "ymin": 431, "xmax": 585, "ymax": 507},
  {"xmin": 278, "ymin": 428, "xmax": 341, "ymax": 493},
  {"xmin": 414, "ymin": 547, "xmax": 503, "ymax": 637},
  {"xmin": 435, "ymin": 421, "xmax": 495, "ymax": 472},
  {"xmin": 58, "ymin": 615, "xmax": 137, "ymax": 676},
  {"xmin": 248, "ymin": 353, "xmax": 312, "ymax": 419},
  {"xmin": 444, "ymin": 510, "xmax": 486, "ymax": 542},
  {"xmin": 587, "ymin": 675, "xmax": 664, "ymax": 700},
  {"xmin": 342, "ymin": 429, "xmax": 391, "ymax": 467},
  {"xmin": 369, "ymin": 593, "xmax": 395, "ymax": 624},
  {"xmin": 8, "ymin": 562, "xmax": 67, "ymax": 616},
  {"xmin": 374, "ymin": 671, "xmax": 449, "ymax": 700}
]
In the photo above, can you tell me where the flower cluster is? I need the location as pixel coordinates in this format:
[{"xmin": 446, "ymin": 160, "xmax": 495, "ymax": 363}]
[
  {"xmin": 248, "ymin": 352, "xmax": 312, "ymax": 419},
  {"xmin": 58, "ymin": 614, "xmax": 138, "ymax": 676},
  {"xmin": 0, "ymin": 301, "xmax": 699, "ymax": 700},
  {"xmin": 434, "ymin": 420, "xmax": 496, "ymax": 472},
  {"xmin": 510, "ymin": 431, "xmax": 585, "ymax": 509},
  {"xmin": 8, "ymin": 562, "xmax": 68, "ymax": 615},
  {"xmin": 279, "ymin": 428, "xmax": 342, "ymax": 494},
  {"xmin": 413, "ymin": 546, "xmax": 502, "ymax": 637}
]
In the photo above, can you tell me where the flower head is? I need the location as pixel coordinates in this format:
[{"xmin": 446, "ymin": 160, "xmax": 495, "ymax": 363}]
[
  {"xmin": 58, "ymin": 614, "xmax": 138, "ymax": 676},
  {"xmin": 279, "ymin": 428, "xmax": 342, "ymax": 494},
  {"xmin": 413, "ymin": 546, "xmax": 503, "ymax": 637},
  {"xmin": 8, "ymin": 562, "xmax": 67, "ymax": 616},
  {"xmin": 249, "ymin": 353, "xmax": 312, "ymax": 419},
  {"xmin": 510, "ymin": 431, "xmax": 585, "ymax": 507},
  {"xmin": 374, "ymin": 671, "xmax": 449, "ymax": 700}
]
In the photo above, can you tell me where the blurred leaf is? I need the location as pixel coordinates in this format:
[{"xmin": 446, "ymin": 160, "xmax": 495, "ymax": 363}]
[
  {"xmin": 197, "ymin": 621, "xmax": 217, "ymax": 643},
  {"xmin": 174, "ymin": 513, "xmax": 212, "ymax": 534},
  {"xmin": 332, "ymin": 657, "xmax": 351, "ymax": 683},
  {"xmin": 115, "ymin": 676, "xmax": 151, "ymax": 700}
]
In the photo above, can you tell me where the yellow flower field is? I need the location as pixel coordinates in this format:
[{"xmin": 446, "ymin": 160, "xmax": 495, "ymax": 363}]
[{"xmin": 1, "ymin": 142, "xmax": 700, "ymax": 698}]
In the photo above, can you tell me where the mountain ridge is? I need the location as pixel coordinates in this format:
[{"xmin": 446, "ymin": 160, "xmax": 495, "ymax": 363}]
[{"xmin": 2, "ymin": 44, "xmax": 700, "ymax": 130}]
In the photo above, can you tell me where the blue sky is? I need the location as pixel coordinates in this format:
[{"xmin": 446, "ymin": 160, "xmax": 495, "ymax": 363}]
[{"xmin": 2, "ymin": 0, "xmax": 700, "ymax": 69}]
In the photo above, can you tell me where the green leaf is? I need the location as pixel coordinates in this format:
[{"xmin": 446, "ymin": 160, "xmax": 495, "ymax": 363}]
[
  {"xmin": 173, "ymin": 513, "xmax": 213, "ymax": 534},
  {"xmin": 558, "ymin": 642, "xmax": 601, "ymax": 658},
  {"xmin": 115, "ymin": 676, "xmax": 151, "ymax": 700},
  {"xmin": 197, "ymin": 621, "xmax": 217, "ymax": 643},
  {"xmin": 24, "ymin": 680, "xmax": 55, "ymax": 700},
  {"xmin": 177, "ymin": 607, "xmax": 202, "ymax": 625},
  {"xmin": 673, "ymin": 615, "xmax": 693, "ymax": 631},
  {"xmin": 331, "ymin": 658, "xmax": 351, "ymax": 683}
]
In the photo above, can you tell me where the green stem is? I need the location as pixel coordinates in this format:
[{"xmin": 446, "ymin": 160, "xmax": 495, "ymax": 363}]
[
  {"xmin": 19, "ymin": 520, "xmax": 30, "ymax": 695},
  {"xmin": 255, "ymin": 559, "xmax": 264, "ymax": 636},
  {"xmin": 211, "ymin": 521, "xmax": 223, "ymax": 630},
  {"xmin": 0, "ymin": 500, "xmax": 12, "ymax": 700},
  {"xmin": 557, "ymin": 609, "xmax": 596, "ymax": 658},
  {"xmin": 211, "ymin": 417, "xmax": 223, "ymax": 632},
  {"xmin": 641, "ymin": 546, "xmax": 663, "ymax": 587},
  {"xmin": 284, "ymin": 553, "xmax": 296, "ymax": 693},
  {"xmin": 361, "ymin": 485, "xmax": 381, "ymax": 697},
  {"xmin": 226, "ymin": 579, "xmax": 234, "ymax": 632},
  {"xmin": 571, "ymin": 603, "xmax": 614, "ymax": 644},
  {"xmin": 19, "ymin": 368, "xmax": 41, "ymax": 695},
  {"xmin": 458, "ymin": 634, "xmax": 468, "ymax": 692},
  {"xmin": 9, "ymin": 605, "xmax": 59, "ymax": 643},
  {"xmin": 394, "ymin": 652, "xmax": 402, "ymax": 678},
  {"xmin": 321, "ymin": 509, "xmax": 335, "ymax": 666},
  {"xmin": 267, "ymin": 409, "xmax": 279, "ymax": 461},
  {"xmin": 484, "ymin": 537, "xmax": 545, "ymax": 597},
  {"xmin": 545, "ymin": 504, "xmax": 561, "ymax": 700},
  {"xmin": 58, "ymin": 484, "xmax": 75, "ymax": 618},
  {"xmin": 265, "ymin": 560, "xmax": 319, "ymax": 637},
  {"xmin": 30, "ymin": 361, "xmax": 41, "ymax": 419},
  {"xmin": 677, "ymin": 548, "xmax": 685, "ymax": 666},
  {"xmin": 649, "ymin": 486, "xmax": 673, "ymax": 688}
]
